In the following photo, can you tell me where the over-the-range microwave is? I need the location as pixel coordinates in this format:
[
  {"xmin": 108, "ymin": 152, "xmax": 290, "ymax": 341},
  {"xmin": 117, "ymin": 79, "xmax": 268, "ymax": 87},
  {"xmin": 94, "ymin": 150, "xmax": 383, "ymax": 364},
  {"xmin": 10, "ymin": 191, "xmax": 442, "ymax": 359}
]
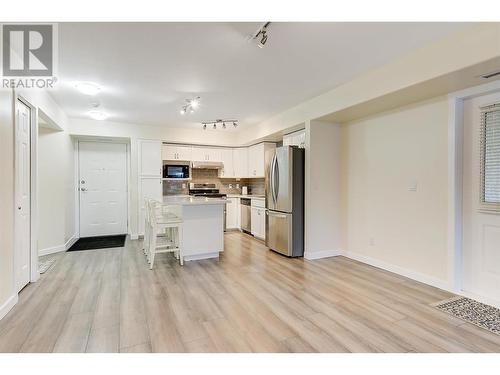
[{"xmin": 163, "ymin": 164, "xmax": 190, "ymax": 179}]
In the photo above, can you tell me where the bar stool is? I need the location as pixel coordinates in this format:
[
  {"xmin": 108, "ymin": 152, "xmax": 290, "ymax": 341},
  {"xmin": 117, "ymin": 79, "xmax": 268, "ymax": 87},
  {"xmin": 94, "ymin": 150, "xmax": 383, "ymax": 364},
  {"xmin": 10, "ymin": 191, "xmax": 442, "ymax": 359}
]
[{"xmin": 148, "ymin": 201, "xmax": 184, "ymax": 269}]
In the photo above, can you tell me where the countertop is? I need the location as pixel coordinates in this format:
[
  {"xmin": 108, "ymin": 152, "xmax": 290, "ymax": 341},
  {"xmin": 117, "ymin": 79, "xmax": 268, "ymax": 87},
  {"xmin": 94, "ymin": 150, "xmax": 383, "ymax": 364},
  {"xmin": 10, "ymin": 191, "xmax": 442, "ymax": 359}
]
[
  {"xmin": 163, "ymin": 196, "xmax": 227, "ymax": 206},
  {"xmin": 227, "ymin": 194, "xmax": 265, "ymax": 200}
]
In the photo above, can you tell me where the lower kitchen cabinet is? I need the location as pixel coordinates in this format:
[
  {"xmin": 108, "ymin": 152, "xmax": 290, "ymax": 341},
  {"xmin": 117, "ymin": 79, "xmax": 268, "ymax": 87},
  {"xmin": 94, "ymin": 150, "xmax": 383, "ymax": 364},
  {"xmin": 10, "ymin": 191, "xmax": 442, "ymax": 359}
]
[
  {"xmin": 226, "ymin": 197, "xmax": 239, "ymax": 229},
  {"xmin": 251, "ymin": 206, "xmax": 266, "ymax": 240}
]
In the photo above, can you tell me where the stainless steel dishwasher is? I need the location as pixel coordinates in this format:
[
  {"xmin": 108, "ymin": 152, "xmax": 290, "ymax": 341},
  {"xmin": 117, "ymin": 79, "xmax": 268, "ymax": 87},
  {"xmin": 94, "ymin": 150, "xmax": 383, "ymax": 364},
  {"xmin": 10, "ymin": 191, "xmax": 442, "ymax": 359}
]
[{"xmin": 240, "ymin": 198, "xmax": 251, "ymax": 233}]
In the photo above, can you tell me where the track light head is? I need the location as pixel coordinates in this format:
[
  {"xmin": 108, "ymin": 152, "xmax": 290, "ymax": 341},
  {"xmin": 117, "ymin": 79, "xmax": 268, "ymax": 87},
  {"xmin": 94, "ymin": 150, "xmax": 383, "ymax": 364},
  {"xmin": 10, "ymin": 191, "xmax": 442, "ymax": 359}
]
[
  {"xmin": 233, "ymin": 121, "xmax": 237, "ymax": 128},
  {"xmin": 258, "ymin": 31, "xmax": 268, "ymax": 48},
  {"xmin": 213, "ymin": 123, "xmax": 217, "ymax": 130},
  {"xmin": 203, "ymin": 123, "xmax": 207, "ymax": 130}
]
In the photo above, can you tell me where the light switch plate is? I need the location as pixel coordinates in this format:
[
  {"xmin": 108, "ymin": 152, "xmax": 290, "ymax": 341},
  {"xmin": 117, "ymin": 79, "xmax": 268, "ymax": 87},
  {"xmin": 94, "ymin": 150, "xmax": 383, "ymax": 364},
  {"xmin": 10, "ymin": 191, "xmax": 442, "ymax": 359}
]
[{"xmin": 408, "ymin": 180, "xmax": 418, "ymax": 192}]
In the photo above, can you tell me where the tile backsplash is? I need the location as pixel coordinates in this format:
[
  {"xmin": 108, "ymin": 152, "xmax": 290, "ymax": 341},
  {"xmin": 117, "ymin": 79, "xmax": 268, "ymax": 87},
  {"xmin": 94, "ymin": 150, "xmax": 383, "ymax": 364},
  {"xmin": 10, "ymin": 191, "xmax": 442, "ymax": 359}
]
[{"xmin": 163, "ymin": 169, "xmax": 265, "ymax": 196}]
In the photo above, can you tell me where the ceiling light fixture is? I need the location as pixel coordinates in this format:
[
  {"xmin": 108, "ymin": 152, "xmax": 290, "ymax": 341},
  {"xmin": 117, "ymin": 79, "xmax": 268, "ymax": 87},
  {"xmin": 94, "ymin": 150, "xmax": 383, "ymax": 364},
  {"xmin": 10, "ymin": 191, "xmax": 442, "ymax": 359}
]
[
  {"xmin": 249, "ymin": 22, "xmax": 271, "ymax": 49},
  {"xmin": 180, "ymin": 96, "xmax": 201, "ymax": 115},
  {"xmin": 201, "ymin": 119, "xmax": 238, "ymax": 130},
  {"xmin": 88, "ymin": 110, "xmax": 108, "ymax": 121},
  {"xmin": 74, "ymin": 81, "xmax": 101, "ymax": 96}
]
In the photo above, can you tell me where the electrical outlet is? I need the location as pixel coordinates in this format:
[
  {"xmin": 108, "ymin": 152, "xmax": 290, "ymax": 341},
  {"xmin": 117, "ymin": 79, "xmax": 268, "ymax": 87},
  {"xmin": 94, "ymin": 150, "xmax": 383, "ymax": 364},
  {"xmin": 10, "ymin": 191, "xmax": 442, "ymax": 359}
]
[
  {"xmin": 236, "ymin": 183, "xmax": 240, "ymax": 189},
  {"xmin": 182, "ymin": 183, "xmax": 186, "ymax": 189}
]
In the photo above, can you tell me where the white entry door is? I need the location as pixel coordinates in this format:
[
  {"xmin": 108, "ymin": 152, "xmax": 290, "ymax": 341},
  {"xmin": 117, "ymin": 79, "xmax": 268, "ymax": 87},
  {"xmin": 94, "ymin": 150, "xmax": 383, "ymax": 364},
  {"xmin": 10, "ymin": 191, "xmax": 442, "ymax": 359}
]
[
  {"xmin": 462, "ymin": 91, "xmax": 500, "ymax": 306},
  {"xmin": 15, "ymin": 99, "xmax": 31, "ymax": 293},
  {"xmin": 79, "ymin": 142, "xmax": 128, "ymax": 237}
]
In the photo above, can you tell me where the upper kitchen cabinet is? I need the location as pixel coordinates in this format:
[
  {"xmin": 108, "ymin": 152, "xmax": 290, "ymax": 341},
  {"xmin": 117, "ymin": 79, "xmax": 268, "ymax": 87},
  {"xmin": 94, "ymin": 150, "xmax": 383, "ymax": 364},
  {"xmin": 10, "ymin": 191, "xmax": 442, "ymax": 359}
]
[
  {"xmin": 139, "ymin": 139, "xmax": 162, "ymax": 177},
  {"xmin": 233, "ymin": 148, "xmax": 248, "ymax": 178},
  {"xmin": 248, "ymin": 142, "xmax": 276, "ymax": 178},
  {"xmin": 283, "ymin": 129, "xmax": 306, "ymax": 148},
  {"xmin": 192, "ymin": 147, "xmax": 222, "ymax": 162},
  {"xmin": 220, "ymin": 148, "xmax": 234, "ymax": 178},
  {"xmin": 162, "ymin": 144, "xmax": 192, "ymax": 161}
]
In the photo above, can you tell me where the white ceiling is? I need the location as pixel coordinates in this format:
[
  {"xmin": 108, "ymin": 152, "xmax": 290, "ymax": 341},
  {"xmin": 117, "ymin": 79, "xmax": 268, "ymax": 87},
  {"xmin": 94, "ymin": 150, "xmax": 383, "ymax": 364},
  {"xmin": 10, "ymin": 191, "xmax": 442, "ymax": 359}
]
[{"xmin": 51, "ymin": 22, "xmax": 469, "ymax": 130}]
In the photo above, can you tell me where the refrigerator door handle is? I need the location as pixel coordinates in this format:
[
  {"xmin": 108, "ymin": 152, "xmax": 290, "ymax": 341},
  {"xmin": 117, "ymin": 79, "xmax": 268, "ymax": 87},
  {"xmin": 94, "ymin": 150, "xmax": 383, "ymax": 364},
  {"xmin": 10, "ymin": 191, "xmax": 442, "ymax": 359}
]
[
  {"xmin": 270, "ymin": 154, "xmax": 277, "ymax": 205},
  {"xmin": 274, "ymin": 155, "xmax": 279, "ymax": 204}
]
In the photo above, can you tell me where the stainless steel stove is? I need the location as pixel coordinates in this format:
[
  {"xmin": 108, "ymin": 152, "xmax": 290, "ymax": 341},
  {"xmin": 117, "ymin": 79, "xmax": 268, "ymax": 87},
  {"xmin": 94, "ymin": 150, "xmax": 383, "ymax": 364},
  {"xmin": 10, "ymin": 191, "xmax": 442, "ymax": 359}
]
[{"xmin": 188, "ymin": 183, "xmax": 227, "ymax": 199}]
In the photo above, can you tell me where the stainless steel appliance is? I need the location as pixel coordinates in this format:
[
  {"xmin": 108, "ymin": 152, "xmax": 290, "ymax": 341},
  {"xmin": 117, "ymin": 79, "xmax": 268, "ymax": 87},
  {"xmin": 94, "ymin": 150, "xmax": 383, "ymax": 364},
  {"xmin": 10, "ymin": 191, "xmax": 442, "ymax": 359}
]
[
  {"xmin": 240, "ymin": 198, "xmax": 251, "ymax": 233},
  {"xmin": 188, "ymin": 183, "xmax": 227, "ymax": 231},
  {"xmin": 163, "ymin": 164, "xmax": 190, "ymax": 179},
  {"xmin": 266, "ymin": 146, "xmax": 305, "ymax": 257}
]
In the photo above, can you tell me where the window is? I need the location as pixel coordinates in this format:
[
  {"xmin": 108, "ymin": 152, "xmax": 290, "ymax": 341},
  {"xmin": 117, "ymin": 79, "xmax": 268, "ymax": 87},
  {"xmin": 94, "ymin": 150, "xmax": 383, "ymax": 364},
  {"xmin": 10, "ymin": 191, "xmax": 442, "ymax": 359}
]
[{"xmin": 480, "ymin": 103, "xmax": 500, "ymax": 212}]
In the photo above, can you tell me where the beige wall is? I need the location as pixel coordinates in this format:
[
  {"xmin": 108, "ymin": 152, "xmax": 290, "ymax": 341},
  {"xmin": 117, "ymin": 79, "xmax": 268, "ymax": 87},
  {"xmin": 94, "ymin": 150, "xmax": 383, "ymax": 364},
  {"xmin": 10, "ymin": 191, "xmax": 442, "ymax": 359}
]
[
  {"xmin": 0, "ymin": 90, "xmax": 15, "ymax": 317},
  {"xmin": 340, "ymin": 96, "xmax": 449, "ymax": 282},
  {"xmin": 304, "ymin": 120, "xmax": 342, "ymax": 259},
  {"xmin": 38, "ymin": 127, "xmax": 75, "ymax": 253}
]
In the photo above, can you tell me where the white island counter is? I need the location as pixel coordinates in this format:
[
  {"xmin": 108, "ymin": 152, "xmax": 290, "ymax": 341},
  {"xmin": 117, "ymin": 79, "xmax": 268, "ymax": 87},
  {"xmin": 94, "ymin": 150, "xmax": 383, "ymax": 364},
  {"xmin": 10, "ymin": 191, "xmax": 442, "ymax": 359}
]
[{"xmin": 162, "ymin": 196, "xmax": 226, "ymax": 261}]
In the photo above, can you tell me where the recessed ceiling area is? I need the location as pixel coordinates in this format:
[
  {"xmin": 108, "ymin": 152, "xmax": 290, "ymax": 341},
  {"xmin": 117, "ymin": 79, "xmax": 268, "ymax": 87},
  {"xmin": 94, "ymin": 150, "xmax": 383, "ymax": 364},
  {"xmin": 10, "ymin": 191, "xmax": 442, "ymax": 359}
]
[{"xmin": 50, "ymin": 22, "xmax": 471, "ymax": 129}]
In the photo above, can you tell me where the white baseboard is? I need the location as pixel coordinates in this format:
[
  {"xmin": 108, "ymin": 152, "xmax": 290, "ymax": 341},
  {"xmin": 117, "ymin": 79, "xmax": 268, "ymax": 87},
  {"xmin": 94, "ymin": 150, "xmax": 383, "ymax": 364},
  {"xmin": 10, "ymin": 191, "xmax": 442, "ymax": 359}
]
[
  {"xmin": 0, "ymin": 294, "xmax": 18, "ymax": 321},
  {"xmin": 183, "ymin": 252, "xmax": 219, "ymax": 262},
  {"xmin": 458, "ymin": 290, "xmax": 500, "ymax": 309},
  {"xmin": 304, "ymin": 249, "xmax": 342, "ymax": 260},
  {"xmin": 38, "ymin": 234, "xmax": 78, "ymax": 257},
  {"xmin": 342, "ymin": 250, "xmax": 452, "ymax": 292}
]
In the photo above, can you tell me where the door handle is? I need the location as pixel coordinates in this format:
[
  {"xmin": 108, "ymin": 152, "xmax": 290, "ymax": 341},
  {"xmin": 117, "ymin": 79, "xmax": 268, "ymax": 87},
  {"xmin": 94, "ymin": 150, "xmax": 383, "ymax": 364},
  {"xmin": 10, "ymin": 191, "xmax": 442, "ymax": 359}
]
[
  {"xmin": 81, "ymin": 187, "xmax": 87, "ymax": 191},
  {"xmin": 18, "ymin": 206, "xmax": 21, "ymax": 210}
]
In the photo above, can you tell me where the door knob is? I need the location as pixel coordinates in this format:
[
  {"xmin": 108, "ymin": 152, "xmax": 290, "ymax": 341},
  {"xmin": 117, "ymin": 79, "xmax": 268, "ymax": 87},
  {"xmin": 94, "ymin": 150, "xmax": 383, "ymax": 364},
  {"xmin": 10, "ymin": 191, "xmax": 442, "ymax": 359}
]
[
  {"xmin": 18, "ymin": 206, "xmax": 21, "ymax": 210},
  {"xmin": 81, "ymin": 188, "xmax": 87, "ymax": 191}
]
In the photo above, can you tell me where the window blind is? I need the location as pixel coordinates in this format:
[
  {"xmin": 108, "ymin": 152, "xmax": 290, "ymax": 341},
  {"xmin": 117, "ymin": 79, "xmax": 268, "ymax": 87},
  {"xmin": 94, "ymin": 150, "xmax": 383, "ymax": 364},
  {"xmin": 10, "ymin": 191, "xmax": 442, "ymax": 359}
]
[{"xmin": 480, "ymin": 103, "xmax": 500, "ymax": 210}]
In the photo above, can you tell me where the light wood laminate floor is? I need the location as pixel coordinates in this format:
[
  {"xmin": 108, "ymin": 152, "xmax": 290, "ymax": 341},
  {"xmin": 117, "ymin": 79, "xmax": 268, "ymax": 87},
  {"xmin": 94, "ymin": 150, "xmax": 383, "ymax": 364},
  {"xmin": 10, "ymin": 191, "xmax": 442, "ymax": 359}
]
[{"xmin": 1, "ymin": 232, "xmax": 500, "ymax": 353}]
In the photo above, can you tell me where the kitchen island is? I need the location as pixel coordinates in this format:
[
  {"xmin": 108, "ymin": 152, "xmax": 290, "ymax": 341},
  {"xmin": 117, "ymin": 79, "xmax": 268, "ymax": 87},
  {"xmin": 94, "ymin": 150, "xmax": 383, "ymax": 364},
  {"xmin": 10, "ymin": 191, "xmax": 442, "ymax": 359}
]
[{"xmin": 162, "ymin": 196, "xmax": 226, "ymax": 261}]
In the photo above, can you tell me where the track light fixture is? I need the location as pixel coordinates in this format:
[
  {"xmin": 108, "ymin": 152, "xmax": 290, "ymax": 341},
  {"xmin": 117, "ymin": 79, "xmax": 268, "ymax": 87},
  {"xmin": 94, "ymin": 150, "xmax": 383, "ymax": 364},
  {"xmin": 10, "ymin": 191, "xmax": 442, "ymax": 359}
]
[
  {"xmin": 201, "ymin": 119, "xmax": 238, "ymax": 130},
  {"xmin": 249, "ymin": 22, "xmax": 271, "ymax": 48},
  {"xmin": 180, "ymin": 96, "xmax": 201, "ymax": 115}
]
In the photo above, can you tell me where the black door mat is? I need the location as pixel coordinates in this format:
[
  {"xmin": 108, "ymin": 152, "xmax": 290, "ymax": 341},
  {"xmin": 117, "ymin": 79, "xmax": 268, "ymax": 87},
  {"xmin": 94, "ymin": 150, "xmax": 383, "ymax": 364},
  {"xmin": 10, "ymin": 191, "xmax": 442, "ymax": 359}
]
[{"xmin": 68, "ymin": 235, "xmax": 127, "ymax": 252}]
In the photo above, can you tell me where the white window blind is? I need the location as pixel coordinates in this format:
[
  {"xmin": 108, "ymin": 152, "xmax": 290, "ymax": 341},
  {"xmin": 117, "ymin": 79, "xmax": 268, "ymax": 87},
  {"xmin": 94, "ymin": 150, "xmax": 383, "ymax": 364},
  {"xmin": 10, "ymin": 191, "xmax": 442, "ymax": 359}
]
[{"xmin": 480, "ymin": 103, "xmax": 500, "ymax": 211}]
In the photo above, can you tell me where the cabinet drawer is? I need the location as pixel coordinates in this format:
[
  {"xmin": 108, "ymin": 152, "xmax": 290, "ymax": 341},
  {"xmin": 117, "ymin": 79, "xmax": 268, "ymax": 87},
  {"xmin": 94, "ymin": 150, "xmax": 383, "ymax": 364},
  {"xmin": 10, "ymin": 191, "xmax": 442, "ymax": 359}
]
[{"xmin": 251, "ymin": 198, "xmax": 265, "ymax": 208}]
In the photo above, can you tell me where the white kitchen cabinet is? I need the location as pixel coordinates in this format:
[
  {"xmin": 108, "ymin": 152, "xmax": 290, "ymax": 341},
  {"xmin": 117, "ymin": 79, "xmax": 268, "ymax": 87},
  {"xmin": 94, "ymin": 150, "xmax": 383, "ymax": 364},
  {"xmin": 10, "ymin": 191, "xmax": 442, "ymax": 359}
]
[
  {"xmin": 162, "ymin": 144, "xmax": 192, "ymax": 161},
  {"xmin": 220, "ymin": 148, "xmax": 234, "ymax": 178},
  {"xmin": 248, "ymin": 142, "xmax": 276, "ymax": 178},
  {"xmin": 233, "ymin": 148, "xmax": 248, "ymax": 178},
  {"xmin": 139, "ymin": 139, "xmax": 162, "ymax": 177},
  {"xmin": 192, "ymin": 147, "xmax": 222, "ymax": 162},
  {"xmin": 225, "ymin": 197, "xmax": 239, "ymax": 229},
  {"xmin": 251, "ymin": 206, "xmax": 266, "ymax": 240},
  {"xmin": 283, "ymin": 130, "xmax": 305, "ymax": 148}
]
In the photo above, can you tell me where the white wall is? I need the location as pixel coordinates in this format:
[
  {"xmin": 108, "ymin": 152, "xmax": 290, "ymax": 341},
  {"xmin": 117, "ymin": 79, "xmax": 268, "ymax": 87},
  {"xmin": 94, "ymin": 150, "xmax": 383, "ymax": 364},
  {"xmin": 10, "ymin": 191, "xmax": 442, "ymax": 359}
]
[
  {"xmin": 16, "ymin": 90, "xmax": 75, "ymax": 257},
  {"xmin": 0, "ymin": 90, "xmax": 16, "ymax": 319},
  {"xmin": 340, "ymin": 96, "xmax": 449, "ymax": 284},
  {"xmin": 304, "ymin": 120, "xmax": 342, "ymax": 259},
  {"xmin": 38, "ymin": 127, "xmax": 76, "ymax": 255}
]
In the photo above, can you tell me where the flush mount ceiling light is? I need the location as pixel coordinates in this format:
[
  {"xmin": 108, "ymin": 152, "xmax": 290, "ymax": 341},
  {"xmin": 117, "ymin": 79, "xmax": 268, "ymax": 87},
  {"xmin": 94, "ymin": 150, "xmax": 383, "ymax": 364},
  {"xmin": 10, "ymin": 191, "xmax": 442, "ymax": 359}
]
[
  {"xmin": 88, "ymin": 110, "xmax": 108, "ymax": 121},
  {"xmin": 248, "ymin": 22, "xmax": 271, "ymax": 49},
  {"xmin": 180, "ymin": 96, "xmax": 201, "ymax": 115},
  {"xmin": 202, "ymin": 119, "xmax": 238, "ymax": 130},
  {"xmin": 74, "ymin": 81, "xmax": 101, "ymax": 96}
]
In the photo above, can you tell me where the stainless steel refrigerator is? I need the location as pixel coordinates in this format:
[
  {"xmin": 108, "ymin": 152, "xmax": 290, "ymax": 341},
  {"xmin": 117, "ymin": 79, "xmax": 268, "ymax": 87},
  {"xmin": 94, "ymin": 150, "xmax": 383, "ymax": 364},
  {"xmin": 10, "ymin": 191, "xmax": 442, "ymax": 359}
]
[{"xmin": 266, "ymin": 146, "xmax": 305, "ymax": 257}]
